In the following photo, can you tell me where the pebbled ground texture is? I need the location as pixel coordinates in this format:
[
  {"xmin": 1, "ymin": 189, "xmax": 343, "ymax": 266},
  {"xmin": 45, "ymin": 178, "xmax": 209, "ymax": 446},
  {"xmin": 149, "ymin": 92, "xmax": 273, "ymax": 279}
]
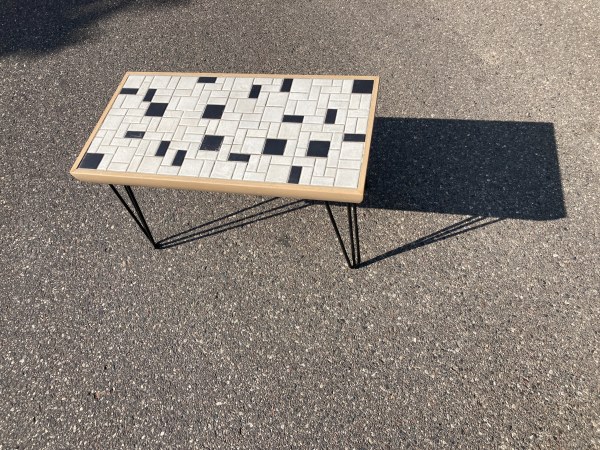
[{"xmin": 0, "ymin": 0, "xmax": 598, "ymax": 448}]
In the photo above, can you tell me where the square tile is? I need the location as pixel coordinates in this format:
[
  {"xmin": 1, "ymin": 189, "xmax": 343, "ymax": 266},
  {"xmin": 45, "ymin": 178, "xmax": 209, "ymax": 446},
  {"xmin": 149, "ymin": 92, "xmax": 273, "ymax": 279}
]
[
  {"xmin": 203, "ymin": 104, "xmax": 226, "ymax": 119},
  {"xmin": 200, "ymin": 135, "xmax": 224, "ymax": 151},
  {"xmin": 265, "ymin": 164, "xmax": 290, "ymax": 182},
  {"xmin": 306, "ymin": 140, "xmax": 330, "ymax": 157},
  {"xmin": 263, "ymin": 139, "xmax": 287, "ymax": 155},
  {"xmin": 352, "ymin": 79, "xmax": 374, "ymax": 94},
  {"xmin": 211, "ymin": 161, "xmax": 235, "ymax": 179},
  {"xmin": 145, "ymin": 103, "xmax": 168, "ymax": 117},
  {"xmin": 79, "ymin": 153, "xmax": 104, "ymax": 169}
]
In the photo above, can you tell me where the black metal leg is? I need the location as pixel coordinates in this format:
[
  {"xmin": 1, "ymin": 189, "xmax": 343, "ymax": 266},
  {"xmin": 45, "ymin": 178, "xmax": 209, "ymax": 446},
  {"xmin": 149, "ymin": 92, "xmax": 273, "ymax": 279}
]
[
  {"xmin": 324, "ymin": 202, "xmax": 361, "ymax": 269},
  {"xmin": 109, "ymin": 185, "xmax": 159, "ymax": 249}
]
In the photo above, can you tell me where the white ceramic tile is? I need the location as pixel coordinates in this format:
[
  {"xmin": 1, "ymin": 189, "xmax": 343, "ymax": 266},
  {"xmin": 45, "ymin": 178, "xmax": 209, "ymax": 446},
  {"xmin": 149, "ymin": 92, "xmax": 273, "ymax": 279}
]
[
  {"xmin": 96, "ymin": 153, "xmax": 113, "ymax": 170},
  {"xmin": 243, "ymin": 137, "xmax": 265, "ymax": 154},
  {"xmin": 211, "ymin": 161, "xmax": 235, "ymax": 179},
  {"xmin": 265, "ymin": 164, "xmax": 290, "ymax": 182},
  {"xmin": 112, "ymin": 147, "xmax": 136, "ymax": 164},
  {"xmin": 340, "ymin": 142, "xmax": 364, "ymax": 160},
  {"xmin": 123, "ymin": 75, "xmax": 144, "ymax": 88},
  {"xmin": 267, "ymin": 122, "xmax": 280, "ymax": 138},
  {"xmin": 235, "ymin": 99, "xmax": 256, "ymax": 113},
  {"xmin": 290, "ymin": 78, "xmax": 312, "ymax": 93},
  {"xmin": 266, "ymin": 93, "xmax": 289, "ymax": 107},
  {"xmin": 157, "ymin": 165, "xmax": 180, "ymax": 175},
  {"xmin": 334, "ymin": 169, "xmax": 360, "ymax": 188},
  {"xmin": 295, "ymin": 100, "xmax": 317, "ymax": 116},
  {"xmin": 270, "ymin": 156, "xmax": 293, "ymax": 166},
  {"xmin": 108, "ymin": 162, "xmax": 129, "ymax": 172},
  {"xmin": 310, "ymin": 176, "xmax": 334, "ymax": 186},
  {"xmin": 298, "ymin": 166, "xmax": 313, "ymax": 184},
  {"xmin": 199, "ymin": 160, "xmax": 215, "ymax": 178},
  {"xmin": 313, "ymin": 159, "xmax": 327, "ymax": 177},
  {"xmin": 257, "ymin": 156, "xmax": 271, "ymax": 173},
  {"xmin": 356, "ymin": 118, "xmax": 369, "ymax": 134},
  {"xmin": 324, "ymin": 167, "xmax": 337, "ymax": 179},
  {"xmin": 262, "ymin": 107, "xmax": 284, "ymax": 122},
  {"xmin": 177, "ymin": 77, "xmax": 197, "ymax": 90},
  {"xmin": 232, "ymin": 78, "xmax": 254, "ymax": 91},
  {"xmin": 338, "ymin": 158, "xmax": 362, "ymax": 170},
  {"xmin": 232, "ymin": 162, "xmax": 246, "ymax": 180},
  {"xmin": 216, "ymin": 120, "xmax": 239, "ymax": 136},
  {"xmin": 179, "ymin": 159, "xmax": 204, "ymax": 177},
  {"xmin": 278, "ymin": 123, "xmax": 302, "ymax": 140},
  {"xmin": 243, "ymin": 171, "xmax": 267, "ymax": 182},
  {"xmin": 128, "ymin": 155, "xmax": 143, "ymax": 172},
  {"xmin": 157, "ymin": 118, "xmax": 180, "ymax": 132}
]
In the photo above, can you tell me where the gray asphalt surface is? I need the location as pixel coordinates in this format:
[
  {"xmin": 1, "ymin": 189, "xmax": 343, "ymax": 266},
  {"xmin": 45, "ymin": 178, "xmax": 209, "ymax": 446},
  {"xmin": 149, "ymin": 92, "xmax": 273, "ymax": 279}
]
[{"xmin": 1, "ymin": 0, "xmax": 599, "ymax": 448}]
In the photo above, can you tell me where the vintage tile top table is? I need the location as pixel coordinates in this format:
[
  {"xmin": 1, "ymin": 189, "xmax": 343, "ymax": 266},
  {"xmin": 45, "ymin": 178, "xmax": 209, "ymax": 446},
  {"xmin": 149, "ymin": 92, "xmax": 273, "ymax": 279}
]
[{"xmin": 71, "ymin": 72, "xmax": 379, "ymax": 267}]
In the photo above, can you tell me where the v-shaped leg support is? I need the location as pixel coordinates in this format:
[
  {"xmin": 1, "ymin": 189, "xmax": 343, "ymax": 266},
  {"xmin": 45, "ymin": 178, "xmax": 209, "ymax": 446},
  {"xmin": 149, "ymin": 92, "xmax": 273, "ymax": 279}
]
[
  {"xmin": 324, "ymin": 202, "xmax": 361, "ymax": 269},
  {"xmin": 109, "ymin": 185, "xmax": 159, "ymax": 249}
]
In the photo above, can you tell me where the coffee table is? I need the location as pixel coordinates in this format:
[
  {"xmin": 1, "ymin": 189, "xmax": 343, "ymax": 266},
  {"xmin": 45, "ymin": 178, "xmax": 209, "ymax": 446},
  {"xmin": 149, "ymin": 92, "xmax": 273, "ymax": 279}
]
[{"xmin": 70, "ymin": 72, "xmax": 379, "ymax": 268}]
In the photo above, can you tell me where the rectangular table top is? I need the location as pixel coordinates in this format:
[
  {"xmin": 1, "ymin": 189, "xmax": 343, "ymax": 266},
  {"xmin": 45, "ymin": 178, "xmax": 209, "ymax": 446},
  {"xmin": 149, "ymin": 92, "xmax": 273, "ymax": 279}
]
[{"xmin": 70, "ymin": 72, "xmax": 379, "ymax": 203}]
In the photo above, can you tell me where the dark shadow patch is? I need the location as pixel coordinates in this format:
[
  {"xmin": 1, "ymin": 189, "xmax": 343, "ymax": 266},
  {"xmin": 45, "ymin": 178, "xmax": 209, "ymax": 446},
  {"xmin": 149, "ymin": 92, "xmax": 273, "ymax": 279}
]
[
  {"xmin": 0, "ymin": 0, "xmax": 189, "ymax": 56},
  {"xmin": 363, "ymin": 117, "xmax": 566, "ymax": 220}
]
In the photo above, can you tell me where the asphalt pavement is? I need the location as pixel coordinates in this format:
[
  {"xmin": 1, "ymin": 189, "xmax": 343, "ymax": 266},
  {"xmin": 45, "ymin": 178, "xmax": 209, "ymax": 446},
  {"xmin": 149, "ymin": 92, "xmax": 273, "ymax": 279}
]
[{"xmin": 1, "ymin": 0, "xmax": 598, "ymax": 448}]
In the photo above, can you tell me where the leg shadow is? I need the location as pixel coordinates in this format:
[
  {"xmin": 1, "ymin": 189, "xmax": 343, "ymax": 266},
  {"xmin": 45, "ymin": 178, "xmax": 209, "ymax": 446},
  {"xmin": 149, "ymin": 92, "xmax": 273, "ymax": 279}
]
[
  {"xmin": 358, "ymin": 216, "xmax": 503, "ymax": 268},
  {"xmin": 157, "ymin": 198, "xmax": 310, "ymax": 249}
]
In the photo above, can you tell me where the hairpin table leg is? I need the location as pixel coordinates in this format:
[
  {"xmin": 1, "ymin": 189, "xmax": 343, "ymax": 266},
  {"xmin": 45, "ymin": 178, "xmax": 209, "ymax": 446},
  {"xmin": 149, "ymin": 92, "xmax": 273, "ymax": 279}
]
[
  {"xmin": 324, "ymin": 202, "xmax": 361, "ymax": 268},
  {"xmin": 109, "ymin": 184, "xmax": 159, "ymax": 249}
]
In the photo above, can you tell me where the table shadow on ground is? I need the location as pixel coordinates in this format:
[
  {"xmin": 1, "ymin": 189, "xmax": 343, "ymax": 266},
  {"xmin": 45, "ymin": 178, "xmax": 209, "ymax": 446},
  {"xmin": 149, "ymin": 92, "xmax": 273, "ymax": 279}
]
[
  {"xmin": 363, "ymin": 117, "xmax": 565, "ymax": 220},
  {"xmin": 354, "ymin": 117, "xmax": 566, "ymax": 266}
]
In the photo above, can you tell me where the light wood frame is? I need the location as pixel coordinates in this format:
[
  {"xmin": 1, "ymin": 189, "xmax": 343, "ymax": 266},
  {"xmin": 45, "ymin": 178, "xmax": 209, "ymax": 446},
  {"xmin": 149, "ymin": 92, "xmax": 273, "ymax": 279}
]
[{"xmin": 70, "ymin": 72, "xmax": 379, "ymax": 203}]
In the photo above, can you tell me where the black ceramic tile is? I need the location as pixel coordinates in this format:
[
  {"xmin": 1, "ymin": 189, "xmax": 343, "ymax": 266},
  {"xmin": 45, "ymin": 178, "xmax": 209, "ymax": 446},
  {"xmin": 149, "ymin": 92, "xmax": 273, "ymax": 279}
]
[
  {"xmin": 282, "ymin": 115, "xmax": 304, "ymax": 123},
  {"xmin": 120, "ymin": 88, "xmax": 138, "ymax": 95},
  {"xmin": 288, "ymin": 166, "xmax": 302, "ymax": 184},
  {"xmin": 200, "ymin": 135, "xmax": 224, "ymax": 151},
  {"xmin": 202, "ymin": 104, "xmax": 225, "ymax": 119},
  {"xmin": 125, "ymin": 130, "xmax": 145, "ymax": 139},
  {"xmin": 352, "ymin": 79, "xmax": 374, "ymax": 94},
  {"xmin": 172, "ymin": 150, "xmax": 186, "ymax": 167},
  {"xmin": 145, "ymin": 102, "xmax": 168, "ymax": 117},
  {"xmin": 306, "ymin": 140, "xmax": 330, "ymax": 157},
  {"xmin": 198, "ymin": 77, "xmax": 217, "ymax": 83},
  {"xmin": 79, "ymin": 153, "xmax": 104, "ymax": 169},
  {"xmin": 249, "ymin": 85, "xmax": 261, "ymax": 99},
  {"xmin": 343, "ymin": 133, "xmax": 366, "ymax": 142},
  {"xmin": 263, "ymin": 139, "xmax": 287, "ymax": 155},
  {"xmin": 143, "ymin": 88, "xmax": 156, "ymax": 102},
  {"xmin": 281, "ymin": 78, "xmax": 293, "ymax": 92},
  {"xmin": 228, "ymin": 153, "xmax": 251, "ymax": 162},
  {"xmin": 325, "ymin": 109, "xmax": 337, "ymax": 124},
  {"xmin": 155, "ymin": 140, "xmax": 170, "ymax": 157}
]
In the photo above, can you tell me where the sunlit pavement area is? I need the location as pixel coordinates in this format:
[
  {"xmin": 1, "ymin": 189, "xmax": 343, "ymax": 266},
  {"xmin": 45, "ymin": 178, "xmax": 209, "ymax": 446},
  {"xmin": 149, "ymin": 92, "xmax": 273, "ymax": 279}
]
[{"xmin": 1, "ymin": 0, "xmax": 598, "ymax": 447}]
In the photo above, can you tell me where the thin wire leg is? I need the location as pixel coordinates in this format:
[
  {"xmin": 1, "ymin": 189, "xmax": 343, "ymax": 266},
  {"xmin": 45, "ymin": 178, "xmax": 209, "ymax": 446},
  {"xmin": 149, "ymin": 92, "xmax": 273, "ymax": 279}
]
[
  {"xmin": 325, "ymin": 202, "xmax": 353, "ymax": 268},
  {"xmin": 353, "ymin": 204, "xmax": 361, "ymax": 266},
  {"xmin": 347, "ymin": 205, "xmax": 356, "ymax": 267},
  {"xmin": 109, "ymin": 184, "xmax": 158, "ymax": 248}
]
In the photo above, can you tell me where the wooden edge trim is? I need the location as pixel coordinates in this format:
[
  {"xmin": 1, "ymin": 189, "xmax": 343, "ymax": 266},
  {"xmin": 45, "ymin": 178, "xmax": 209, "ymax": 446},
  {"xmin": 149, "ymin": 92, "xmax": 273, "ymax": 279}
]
[
  {"xmin": 71, "ymin": 168, "xmax": 363, "ymax": 203},
  {"xmin": 358, "ymin": 76, "xmax": 380, "ymax": 197}
]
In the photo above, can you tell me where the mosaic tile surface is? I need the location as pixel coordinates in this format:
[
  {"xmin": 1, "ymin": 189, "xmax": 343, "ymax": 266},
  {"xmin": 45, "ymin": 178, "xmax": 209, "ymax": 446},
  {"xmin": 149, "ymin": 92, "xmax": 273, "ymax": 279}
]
[{"xmin": 79, "ymin": 74, "xmax": 375, "ymax": 188}]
